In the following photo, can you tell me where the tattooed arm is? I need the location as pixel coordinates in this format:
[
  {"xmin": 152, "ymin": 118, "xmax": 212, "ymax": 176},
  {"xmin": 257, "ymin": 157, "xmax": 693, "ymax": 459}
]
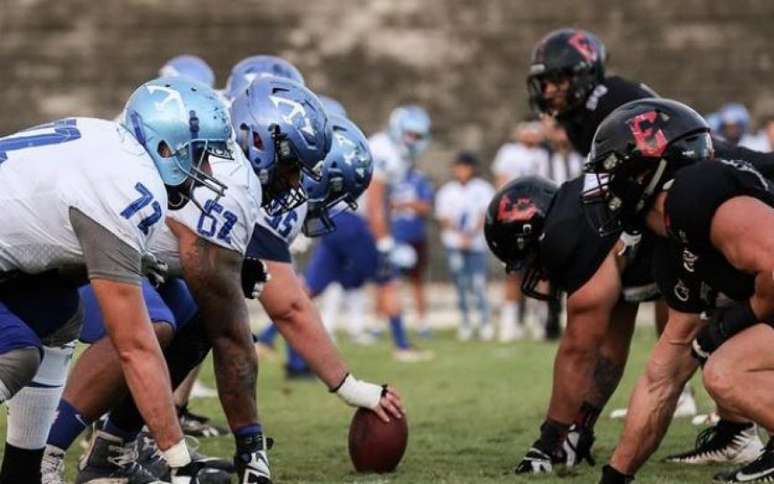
[{"xmin": 168, "ymin": 218, "xmax": 258, "ymax": 430}]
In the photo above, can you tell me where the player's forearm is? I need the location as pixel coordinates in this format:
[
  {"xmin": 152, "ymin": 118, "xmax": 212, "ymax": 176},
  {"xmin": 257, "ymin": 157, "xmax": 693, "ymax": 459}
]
[
  {"xmin": 94, "ymin": 280, "xmax": 182, "ymax": 449},
  {"xmin": 609, "ymin": 337, "xmax": 699, "ymax": 473},
  {"xmin": 209, "ymin": 324, "xmax": 259, "ymax": 429},
  {"xmin": 272, "ymin": 297, "xmax": 348, "ymax": 389}
]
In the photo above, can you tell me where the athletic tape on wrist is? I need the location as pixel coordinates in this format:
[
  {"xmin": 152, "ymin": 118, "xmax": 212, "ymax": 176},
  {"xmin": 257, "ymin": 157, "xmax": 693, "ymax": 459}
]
[
  {"xmin": 335, "ymin": 374, "xmax": 382, "ymax": 409},
  {"xmin": 163, "ymin": 438, "xmax": 191, "ymax": 468}
]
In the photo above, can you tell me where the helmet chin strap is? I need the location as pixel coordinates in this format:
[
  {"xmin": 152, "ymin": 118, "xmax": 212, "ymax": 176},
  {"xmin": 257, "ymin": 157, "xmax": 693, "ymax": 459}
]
[{"xmin": 636, "ymin": 158, "xmax": 668, "ymax": 212}]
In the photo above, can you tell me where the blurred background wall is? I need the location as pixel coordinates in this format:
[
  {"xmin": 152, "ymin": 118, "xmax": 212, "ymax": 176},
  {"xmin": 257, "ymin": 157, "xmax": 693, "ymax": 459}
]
[{"xmin": 2, "ymin": 0, "xmax": 774, "ymax": 276}]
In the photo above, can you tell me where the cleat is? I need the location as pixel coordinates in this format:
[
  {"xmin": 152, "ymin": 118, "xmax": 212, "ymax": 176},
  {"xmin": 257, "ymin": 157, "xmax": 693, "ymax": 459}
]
[
  {"xmin": 235, "ymin": 436, "xmax": 273, "ymax": 484},
  {"xmin": 665, "ymin": 422, "xmax": 763, "ymax": 465},
  {"xmin": 76, "ymin": 430, "xmax": 163, "ymax": 484},
  {"xmin": 715, "ymin": 441, "xmax": 774, "ymax": 482},
  {"xmin": 514, "ymin": 447, "xmax": 554, "ymax": 474},
  {"xmin": 41, "ymin": 444, "xmax": 67, "ymax": 484},
  {"xmin": 179, "ymin": 407, "xmax": 229, "ymax": 438}
]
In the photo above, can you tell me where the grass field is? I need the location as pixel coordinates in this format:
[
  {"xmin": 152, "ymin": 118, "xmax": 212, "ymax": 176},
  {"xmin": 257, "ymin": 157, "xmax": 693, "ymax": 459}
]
[{"xmin": 3, "ymin": 327, "xmax": 741, "ymax": 483}]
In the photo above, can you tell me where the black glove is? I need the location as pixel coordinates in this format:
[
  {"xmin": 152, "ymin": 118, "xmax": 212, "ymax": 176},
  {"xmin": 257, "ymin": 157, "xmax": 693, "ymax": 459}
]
[
  {"xmin": 141, "ymin": 253, "xmax": 168, "ymax": 288},
  {"xmin": 691, "ymin": 301, "xmax": 758, "ymax": 365},
  {"xmin": 241, "ymin": 257, "xmax": 270, "ymax": 299},
  {"xmin": 599, "ymin": 464, "xmax": 634, "ymax": 484},
  {"xmin": 564, "ymin": 424, "xmax": 596, "ymax": 467}
]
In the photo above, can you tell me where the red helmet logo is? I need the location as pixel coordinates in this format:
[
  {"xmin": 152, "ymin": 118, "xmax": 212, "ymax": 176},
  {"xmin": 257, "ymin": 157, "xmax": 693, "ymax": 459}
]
[
  {"xmin": 627, "ymin": 111, "xmax": 668, "ymax": 157},
  {"xmin": 568, "ymin": 32, "xmax": 598, "ymax": 63},
  {"xmin": 498, "ymin": 195, "xmax": 537, "ymax": 222}
]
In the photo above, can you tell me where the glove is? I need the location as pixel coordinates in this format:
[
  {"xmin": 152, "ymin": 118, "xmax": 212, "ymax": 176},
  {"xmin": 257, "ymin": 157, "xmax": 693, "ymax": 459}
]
[
  {"xmin": 599, "ymin": 464, "xmax": 634, "ymax": 484},
  {"xmin": 563, "ymin": 424, "xmax": 596, "ymax": 467},
  {"xmin": 234, "ymin": 435, "xmax": 273, "ymax": 484},
  {"xmin": 691, "ymin": 301, "xmax": 758, "ymax": 365},
  {"xmin": 514, "ymin": 445, "xmax": 554, "ymax": 474},
  {"xmin": 241, "ymin": 257, "xmax": 271, "ymax": 299},
  {"xmin": 141, "ymin": 252, "xmax": 168, "ymax": 288}
]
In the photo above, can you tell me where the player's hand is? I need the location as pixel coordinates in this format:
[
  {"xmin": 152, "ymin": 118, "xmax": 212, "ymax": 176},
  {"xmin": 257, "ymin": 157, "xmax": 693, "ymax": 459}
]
[
  {"xmin": 691, "ymin": 302, "xmax": 758, "ymax": 365},
  {"xmin": 563, "ymin": 425, "xmax": 596, "ymax": 467},
  {"xmin": 141, "ymin": 252, "xmax": 168, "ymax": 287},
  {"xmin": 373, "ymin": 385, "xmax": 405, "ymax": 423},
  {"xmin": 241, "ymin": 257, "xmax": 271, "ymax": 299}
]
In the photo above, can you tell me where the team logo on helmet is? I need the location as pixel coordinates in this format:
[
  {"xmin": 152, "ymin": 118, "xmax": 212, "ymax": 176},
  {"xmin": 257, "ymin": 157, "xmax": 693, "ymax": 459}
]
[
  {"xmin": 269, "ymin": 95, "xmax": 316, "ymax": 138},
  {"xmin": 568, "ymin": 32, "xmax": 598, "ymax": 63},
  {"xmin": 497, "ymin": 195, "xmax": 538, "ymax": 222},
  {"xmin": 146, "ymin": 85, "xmax": 187, "ymax": 119},
  {"xmin": 626, "ymin": 111, "xmax": 668, "ymax": 157}
]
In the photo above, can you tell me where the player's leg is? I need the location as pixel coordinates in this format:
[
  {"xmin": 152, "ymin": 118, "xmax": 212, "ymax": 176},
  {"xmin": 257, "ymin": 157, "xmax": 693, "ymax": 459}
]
[
  {"xmin": 409, "ymin": 240, "xmax": 431, "ymax": 337},
  {"xmin": 468, "ymin": 249, "xmax": 493, "ymax": 340},
  {"xmin": 446, "ymin": 248, "xmax": 472, "ymax": 340}
]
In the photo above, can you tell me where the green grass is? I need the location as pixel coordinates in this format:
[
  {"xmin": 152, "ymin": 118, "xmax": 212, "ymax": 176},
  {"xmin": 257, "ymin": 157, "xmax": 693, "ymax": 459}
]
[{"xmin": 3, "ymin": 328, "xmax": 738, "ymax": 483}]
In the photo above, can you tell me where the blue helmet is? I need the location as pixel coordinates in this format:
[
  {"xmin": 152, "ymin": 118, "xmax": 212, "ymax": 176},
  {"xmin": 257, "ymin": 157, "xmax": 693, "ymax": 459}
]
[
  {"xmin": 121, "ymin": 78, "xmax": 232, "ymax": 199},
  {"xmin": 224, "ymin": 55, "xmax": 305, "ymax": 100},
  {"xmin": 318, "ymin": 95, "xmax": 348, "ymax": 118},
  {"xmin": 230, "ymin": 77, "xmax": 332, "ymax": 215},
  {"xmin": 159, "ymin": 55, "xmax": 215, "ymax": 88},
  {"xmin": 302, "ymin": 115, "xmax": 373, "ymax": 236},
  {"xmin": 388, "ymin": 104, "xmax": 431, "ymax": 159}
]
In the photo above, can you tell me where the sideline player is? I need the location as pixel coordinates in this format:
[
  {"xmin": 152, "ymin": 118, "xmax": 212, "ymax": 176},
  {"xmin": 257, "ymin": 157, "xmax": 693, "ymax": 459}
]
[{"xmin": 581, "ymin": 98, "xmax": 774, "ymax": 484}]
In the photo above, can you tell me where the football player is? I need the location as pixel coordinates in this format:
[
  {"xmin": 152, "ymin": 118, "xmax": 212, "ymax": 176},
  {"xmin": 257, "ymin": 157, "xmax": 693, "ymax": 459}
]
[
  {"xmin": 526, "ymin": 27, "xmax": 774, "ymax": 465},
  {"xmin": 582, "ymin": 98, "xmax": 774, "ymax": 484},
  {"xmin": 0, "ymin": 78, "xmax": 232, "ymax": 483}
]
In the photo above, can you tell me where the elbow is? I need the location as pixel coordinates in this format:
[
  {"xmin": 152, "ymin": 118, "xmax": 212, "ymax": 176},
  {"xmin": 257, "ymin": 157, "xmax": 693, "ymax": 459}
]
[{"xmin": 267, "ymin": 295, "xmax": 308, "ymax": 329}]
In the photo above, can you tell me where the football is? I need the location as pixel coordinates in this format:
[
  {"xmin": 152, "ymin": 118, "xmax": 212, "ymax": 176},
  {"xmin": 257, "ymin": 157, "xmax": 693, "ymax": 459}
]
[{"xmin": 348, "ymin": 408, "xmax": 408, "ymax": 473}]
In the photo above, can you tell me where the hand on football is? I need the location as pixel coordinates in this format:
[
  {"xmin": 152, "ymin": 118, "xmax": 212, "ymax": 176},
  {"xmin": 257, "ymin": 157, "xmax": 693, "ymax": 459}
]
[{"xmin": 373, "ymin": 385, "xmax": 405, "ymax": 423}]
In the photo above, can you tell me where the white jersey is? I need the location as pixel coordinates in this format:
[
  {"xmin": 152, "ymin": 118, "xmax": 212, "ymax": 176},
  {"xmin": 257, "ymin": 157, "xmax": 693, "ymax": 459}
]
[
  {"xmin": 368, "ymin": 132, "xmax": 411, "ymax": 188},
  {"xmin": 435, "ymin": 178, "xmax": 495, "ymax": 252},
  {"xmin": 0, "ymin": 118, "xmax": 167, "ymax": 274},
  {"xmin": 151, "ymin": 147, "xmax": 262, "ymax": 275},
  {"xmin": 491, "ymin": 142, "xmax": 550, "ymax": 182}
]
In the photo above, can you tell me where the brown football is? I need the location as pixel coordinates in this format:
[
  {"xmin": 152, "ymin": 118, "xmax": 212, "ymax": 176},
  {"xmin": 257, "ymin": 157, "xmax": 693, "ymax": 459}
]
[{"xmin": 348, "ymin": 408, "xmax": 408, "ymax": 473}]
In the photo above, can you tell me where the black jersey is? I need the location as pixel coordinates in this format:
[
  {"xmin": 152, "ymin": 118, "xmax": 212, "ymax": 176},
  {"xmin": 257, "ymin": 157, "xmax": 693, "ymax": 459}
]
[
  {"xmin": 557, "ymin": 76, "xmax": 656, "ymax": 156},
  {"xmin": 540, "ymin": 176, "xmax": 658, "ymax": 300},
  {"xmin": 653, "ymin": 159, "xmax": 774, "ymax": 312}
]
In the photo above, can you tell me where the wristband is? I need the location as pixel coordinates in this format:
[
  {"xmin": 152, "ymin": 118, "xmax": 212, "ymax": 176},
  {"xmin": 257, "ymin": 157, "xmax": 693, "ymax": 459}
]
[
  {"xmin": 162, "ymin": 438, "xmax": 191, "ymax": 468},
  {"xmin": 334, "ymin": 374, "xmax": 383, "ymax": 409}
]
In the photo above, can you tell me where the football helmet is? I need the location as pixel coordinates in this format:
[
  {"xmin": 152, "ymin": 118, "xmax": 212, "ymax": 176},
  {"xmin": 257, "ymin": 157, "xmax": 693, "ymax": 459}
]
[
  {"xmin": 583, "ymin": 98, "xmax": 713, "ymax": 235},
  {"xmin": 122, "ymin": 78, "xmax": 231, "ymax": 199},
  {"xmin": 159, "ymin": 55, "xmax": 215, "ymax": 88},
  {"xmin": 388, "ymin": 105, "xmax": 431, "ymax": 159},
  {"xmin": 527, "ymin": 28, "xmax": 607, "ymax": 116},
  {"xmin": 484, "ymin": 176, "xmax": 558, "ymax": 300},
  {"xmin": 230, "ymin": 76, "xmax": 332, "ymax": 215},
  {"xmin": 318, "ymin": 95, "xmax": 348, "ymax": 118},
  {"xmin": 302, "ymin": 114, "xmax": 373, "ymax": 236},
  {"xmin": 224, "ymin": 55, "xmax": 305, "ymax": 100}
]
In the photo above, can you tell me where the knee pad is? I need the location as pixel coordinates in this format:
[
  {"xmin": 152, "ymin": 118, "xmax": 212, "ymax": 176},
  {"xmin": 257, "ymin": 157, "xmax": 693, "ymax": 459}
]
[
  {"xmin": 0, "ymin": 347, "xmax": 42, "ymax": 402},
  {"xmin": 6, "ymin": 344, "xmax": 75, "ymax": 449}
]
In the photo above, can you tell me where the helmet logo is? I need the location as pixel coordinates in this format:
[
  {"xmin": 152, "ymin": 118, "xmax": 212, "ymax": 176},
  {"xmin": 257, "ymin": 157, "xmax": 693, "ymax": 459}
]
[
  {"xmin": 146, "ymin": 85, "xmax": 187, "ymax": 119},
  {"xmin": 627, "ymin": 111, "xmax": 668, "ymax": 157},
  {"xmin": 498, "ymin": 195, "xmax": 537, "ymax": 222},
  {"xmin": 568, "ymin": 32, "xmax": 597, "ymax": 63},
  {"xmin": 269, "ymin": 95, "xmax": 316, "ymax": 137}
]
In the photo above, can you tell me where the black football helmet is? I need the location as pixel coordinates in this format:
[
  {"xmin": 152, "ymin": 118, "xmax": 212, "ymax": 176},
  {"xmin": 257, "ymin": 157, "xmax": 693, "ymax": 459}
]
[
  {"xmin": 485, "ymin": 176, "xmax": 559, "ymax": 300},
  {"xmin": 527, "ymin": 28, "xmax": 607, "ymax": 116},
  {"xmin": 583, "ymin": 98, "xmax": 713, "ymax": 236}
]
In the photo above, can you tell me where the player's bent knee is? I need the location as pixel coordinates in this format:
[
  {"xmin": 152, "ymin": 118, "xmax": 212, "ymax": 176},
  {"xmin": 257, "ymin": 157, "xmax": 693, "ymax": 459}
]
[
  {"xmin": 0, "ymin": 347, "xmax": 42, "ymax": 402},
  {"xmin": 702, "ymin": 356, "xmax": 737, "ymax": 404},
  {"xmin": 154, "ymin": 321, "xmax": 176, "ymax": 348}
]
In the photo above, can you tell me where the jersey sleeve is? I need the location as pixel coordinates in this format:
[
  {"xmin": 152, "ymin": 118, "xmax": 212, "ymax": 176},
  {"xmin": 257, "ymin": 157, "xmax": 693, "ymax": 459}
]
[
  {"xmin": 665, "ymin": 160, "xmax": 774, "ymax": 252},
  {"xmin": 652, "ymin": 239, "xmax": 707, "ymax": 314}
]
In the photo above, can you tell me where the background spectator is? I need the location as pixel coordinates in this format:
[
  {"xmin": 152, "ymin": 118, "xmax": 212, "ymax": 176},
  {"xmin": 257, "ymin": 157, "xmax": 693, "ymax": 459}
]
[
  {"xmin": 436, "ymin": 152, "xmax": 495, "ymax": 341},
  {"xmin": 390, "ymin": 168, "xmax": 434, "ymax": 336}
]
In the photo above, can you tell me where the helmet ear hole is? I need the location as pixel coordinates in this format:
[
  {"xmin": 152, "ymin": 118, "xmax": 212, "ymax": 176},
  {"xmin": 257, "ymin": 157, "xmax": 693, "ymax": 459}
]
[{"xmin": 157, "ymin": 141, "xmax": 173, "ymax": 158}]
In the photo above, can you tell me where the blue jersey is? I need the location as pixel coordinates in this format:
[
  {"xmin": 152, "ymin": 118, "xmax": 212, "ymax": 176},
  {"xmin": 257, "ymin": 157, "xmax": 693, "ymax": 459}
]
[{"xmin": 390, "ymin": 170, "xmax": 433, "ymax": 244}]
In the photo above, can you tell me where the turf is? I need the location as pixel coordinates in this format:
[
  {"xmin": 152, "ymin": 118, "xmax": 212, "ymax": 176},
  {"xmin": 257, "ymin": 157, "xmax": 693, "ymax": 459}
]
[{"xmin": 2, "ymin": 327, "xmax": 741, "ymax": 483}]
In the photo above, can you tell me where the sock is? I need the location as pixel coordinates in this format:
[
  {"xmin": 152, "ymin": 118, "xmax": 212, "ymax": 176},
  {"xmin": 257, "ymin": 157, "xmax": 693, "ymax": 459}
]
[
  {"xmin": 0, "ymin": 442, "xmax": 43, "ymax": 484},
  {"xmin": 537, "ymin": 419, "xmax": 570, "ymax": 456},
  {"xmin": 103, "ymin": 417, "xmax": 139, "ymax": 443},
  {"xmin": 575, "ymin": 402, "xmax": 602, "ymax": 432},
  {"xmin": 235, "ymin": 423, "xmax": 264, "ymax": 453},
  {"xmin": 256, "ymin": 324, "xmax": 279, "ymax": 346},
  {"xmin": 286, "ymin": 347, "xmax": 308, "ymax": 372},
  {"xmin": 47, "ymin": 399, "xmax": 92, "ymax": 450},
  {"xmin": 389, "ymin": 316, "xmax": 410, "ymax": 350}
]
